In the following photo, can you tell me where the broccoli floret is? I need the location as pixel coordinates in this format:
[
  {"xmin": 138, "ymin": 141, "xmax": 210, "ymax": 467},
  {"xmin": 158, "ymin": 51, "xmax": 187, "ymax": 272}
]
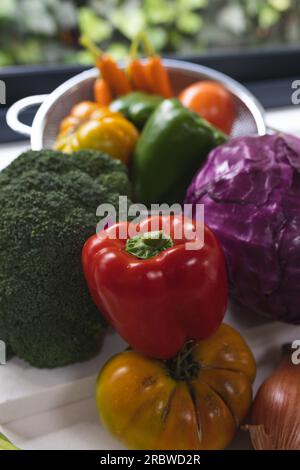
[{"xmin": 0, "ymin": 150, "xmax": 131, "ymax": 368}]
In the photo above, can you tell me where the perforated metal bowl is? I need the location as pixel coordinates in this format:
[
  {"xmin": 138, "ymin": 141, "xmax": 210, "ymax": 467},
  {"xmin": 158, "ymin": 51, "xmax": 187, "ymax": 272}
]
[{"xmin": 7, "ymin": 59, "xmax": 266, "ymax": 148}]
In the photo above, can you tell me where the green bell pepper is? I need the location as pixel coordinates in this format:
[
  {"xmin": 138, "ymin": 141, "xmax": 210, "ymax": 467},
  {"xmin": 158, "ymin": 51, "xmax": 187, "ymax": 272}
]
[
  {"xmin": 132, "ymin": 98, "xmax": 227, "ymax": 205},
  {"xmin": 110, "ymin": 92, "xmax": 163, "ymax": 129}
]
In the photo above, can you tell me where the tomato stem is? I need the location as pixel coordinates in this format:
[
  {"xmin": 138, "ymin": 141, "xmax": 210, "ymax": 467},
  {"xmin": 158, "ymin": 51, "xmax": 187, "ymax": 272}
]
[{"xmin": 166, "ymin": 341, "xmax": 200, "ymax": 381}]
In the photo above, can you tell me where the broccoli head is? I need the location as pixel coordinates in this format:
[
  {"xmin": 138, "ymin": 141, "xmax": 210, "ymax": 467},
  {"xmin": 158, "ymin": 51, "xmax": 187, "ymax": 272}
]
[{"xmin": 0, "ymin": 150, "xmax": 131, "ymax": 368}]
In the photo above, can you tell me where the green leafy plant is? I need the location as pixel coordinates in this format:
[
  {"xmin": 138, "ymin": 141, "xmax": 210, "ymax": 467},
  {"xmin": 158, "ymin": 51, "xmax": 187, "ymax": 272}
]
[{"xmin": 0, "ymin": 0, "xmax": 299, "ymax": 66}]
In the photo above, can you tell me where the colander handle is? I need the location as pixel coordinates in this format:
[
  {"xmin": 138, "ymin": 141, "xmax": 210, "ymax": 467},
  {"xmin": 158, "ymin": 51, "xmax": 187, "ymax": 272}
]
[{"xmin": 6, "ymin": 94, "xmax": 48, "ymax": 137}]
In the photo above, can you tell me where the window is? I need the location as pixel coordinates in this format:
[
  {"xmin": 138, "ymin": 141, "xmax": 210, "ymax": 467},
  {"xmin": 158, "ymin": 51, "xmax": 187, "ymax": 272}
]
[{"xmin": 1, "ymin": 0, "xmax": 300, "ymax": 67}]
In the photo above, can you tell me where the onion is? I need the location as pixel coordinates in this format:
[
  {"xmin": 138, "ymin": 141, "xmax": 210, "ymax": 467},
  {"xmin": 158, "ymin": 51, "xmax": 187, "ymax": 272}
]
[{"xmin": 246, "ymin": 345, "xmax": 300, "ymax": 450}]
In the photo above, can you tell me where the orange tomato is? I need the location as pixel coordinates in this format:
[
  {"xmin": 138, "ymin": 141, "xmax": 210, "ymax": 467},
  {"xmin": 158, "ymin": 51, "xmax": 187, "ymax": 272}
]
[
  {"xmin": 96, "ymin": 324, "xmax": 256, "ymax": 450},
  {"xmin": 179, "ymin": 81, "xmax": 235, "ymax": 135}
]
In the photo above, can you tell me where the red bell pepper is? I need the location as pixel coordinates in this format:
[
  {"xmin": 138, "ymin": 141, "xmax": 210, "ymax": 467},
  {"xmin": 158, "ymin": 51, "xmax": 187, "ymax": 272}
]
[{"xmin": 82, "ymin": 215, "xmax": 227, "ymax": 359}]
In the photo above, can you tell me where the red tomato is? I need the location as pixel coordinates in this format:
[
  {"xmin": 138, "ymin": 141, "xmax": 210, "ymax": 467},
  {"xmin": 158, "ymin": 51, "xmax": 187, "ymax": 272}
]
[{"xmin": 179, "ymin": 81, "xmax": 235, "ymax": 135}]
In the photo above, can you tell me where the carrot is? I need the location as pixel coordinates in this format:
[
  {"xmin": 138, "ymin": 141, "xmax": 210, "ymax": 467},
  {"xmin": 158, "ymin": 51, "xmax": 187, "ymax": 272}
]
[
  {"xmin": 127, "ymin": 59, "xmax": 152, "ymax": 92},
  {"xmin": 129, "ymin": 32, "xmax": 173, "ymax": 98},
  {"xmin": 98, "ymin": 54, "xmax": 131, "ymax": 96},
  {"xmin": 145, "ymin": 55, "xmax": 173, "ymax": 98},
  {"xmin": 80, "ymin": 36, "xmax": 131, "ymax": 97},
  {"xmin": 94, "ymin": 78, "xmax": 113, "ymax": 105}
]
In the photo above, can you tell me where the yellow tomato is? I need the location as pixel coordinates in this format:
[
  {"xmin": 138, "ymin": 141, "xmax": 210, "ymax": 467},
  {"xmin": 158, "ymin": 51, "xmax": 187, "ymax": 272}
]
[
  {"xmin": 55, "ymin": 101, "xmax": 139, "ymax": 165},
  {"xmin": 96, "ymin": 324, "xmax": 256, "ymax": 450}
]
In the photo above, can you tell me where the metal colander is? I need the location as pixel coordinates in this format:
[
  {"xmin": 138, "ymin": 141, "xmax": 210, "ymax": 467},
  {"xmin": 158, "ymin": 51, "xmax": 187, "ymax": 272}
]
[{"xmin": 7, "ymin": 59, "xmax": 266, "ymax": 148}]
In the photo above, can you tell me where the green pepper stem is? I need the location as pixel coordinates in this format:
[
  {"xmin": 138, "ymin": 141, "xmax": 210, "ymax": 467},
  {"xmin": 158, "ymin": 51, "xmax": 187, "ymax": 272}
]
[{"xmin": 125, "ymin": 230, "xmax": 173, "ymax": 259}]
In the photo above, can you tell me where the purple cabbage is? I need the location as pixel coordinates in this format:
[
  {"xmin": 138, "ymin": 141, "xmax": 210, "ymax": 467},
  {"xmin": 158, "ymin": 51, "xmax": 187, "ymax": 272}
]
[{"xmin": 185, "ymin": 134, "xmax": 300, "ymax": 323}]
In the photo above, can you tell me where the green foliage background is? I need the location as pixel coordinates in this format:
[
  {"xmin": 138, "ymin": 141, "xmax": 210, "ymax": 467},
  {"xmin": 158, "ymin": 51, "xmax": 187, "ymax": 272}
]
[{"xmin": 0, "ymin": 0, "xmax": 299, "ymax": 66}]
